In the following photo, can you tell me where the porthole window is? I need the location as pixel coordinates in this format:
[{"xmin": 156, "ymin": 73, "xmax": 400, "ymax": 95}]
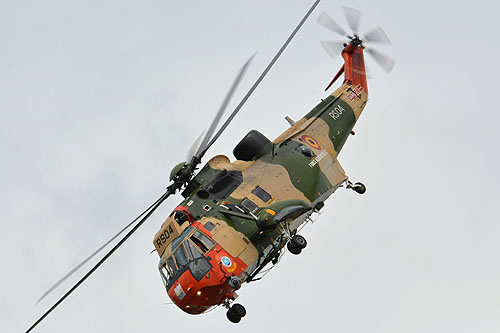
[{"xmin": 296, "ymin": 145, "xmax": 314, "ymax": 159}]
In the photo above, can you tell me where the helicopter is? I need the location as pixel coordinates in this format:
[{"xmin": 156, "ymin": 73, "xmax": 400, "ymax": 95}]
[{"xmin": 27, "ymin": 1, "xmax": 394, "ymax": 331}]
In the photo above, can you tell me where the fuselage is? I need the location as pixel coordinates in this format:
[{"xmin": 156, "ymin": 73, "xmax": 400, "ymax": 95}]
[{"xmin": 154, "ymin": 43, "xmax": 369, "ymax": 314}]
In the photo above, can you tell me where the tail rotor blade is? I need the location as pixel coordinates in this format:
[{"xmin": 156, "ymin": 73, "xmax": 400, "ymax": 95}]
[
  {"xmin": 320, "ymin": 41, "xmax": 345, "ymax": 58},
  {"xmin": 317, "ymin": 11, "xmax": 348, "ymax": 36},
  {"xmin": 364, "ymin": 61, "xmax": 372, "ymax": 79},
  {"xmin": 363, "ymin": 26, "xmax": 391, "ymax": 44},
  {"xmin": 342, "ymin": 6, "xmax": 362, "ymax": 34},
  {"xmin": 366, "ymin": 48, "xmax": 395, "ymax": 73}
]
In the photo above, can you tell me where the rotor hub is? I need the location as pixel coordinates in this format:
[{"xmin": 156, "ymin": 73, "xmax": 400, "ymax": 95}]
[{"xmin": 349, "ymin": 34, "xmax": 364, "ymax": 48}]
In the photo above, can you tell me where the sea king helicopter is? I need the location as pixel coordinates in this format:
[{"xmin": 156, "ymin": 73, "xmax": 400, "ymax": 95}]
[{"xmin": 27, "ymin": 1, "xmax": 394, "ymax": 331}]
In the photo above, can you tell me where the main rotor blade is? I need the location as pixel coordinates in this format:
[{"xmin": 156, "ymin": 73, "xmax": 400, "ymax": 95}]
[
  {"xmin": 366, "ymin": 48, "xmax": 395, "ymax": 73},
  {"xmin": 196, "ymin": 0, "xmax": 321, "ymax": 160},
  {"xmin": 194, "ymin": 55, "xmax": 255, "ymax": 159},
  {"xmin": 320, "ymin": 40, "xmax": 345, "ymax": 58},
  {"xmin": 35, "ymin": 195, "xmax": 168, "ymax": 305},
  {"xmin": 342, "ymin": 6, "xmax": 362, "ymax": 34},
  {"xmin": 26, "ymin": 190, "xmax": 172, "ymax": 333},
  {"xmin": 185, "ymin": 129, "xmax": 206, "ymax": 163},
  {"xmin": 363, "ymin": 26, "xmax": 391, "ymax": 45},
  {"xmin": 317, "ymin": 11, "xmax": 347, "ymax": 37}
]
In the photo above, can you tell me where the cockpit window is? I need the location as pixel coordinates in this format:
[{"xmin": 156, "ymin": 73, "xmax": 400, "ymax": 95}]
[
  {"xmin": 189, "ymin": 257, "xmax": 212, "ymax": 281},
  {"xmin": 185, "ymin": 240, "xmax": 203, "ymax": 260},
  {"xmin": 160, "ymin": 265, "xmax": 170, "ymax": 286},
  {"xmin": 170, "ymin": 226, "xmax": 193, "ymax": 252},
  {"xmin": 166, "ymin": 256, "xmax": 176, "ymax": 276},
  {"xmin": 204, "ymin": 221, "xmax": 216, "ymax": 232},
  {"xmin": 159, "ymin": 227, "xmax": 213, "ymax": 288},
  {"xmin": 173, "ymin": 246, "xmax": 188, "ymax": 269},
  {"xmin": 190, "ymin": 230, "xmax": 215, "ymax": 253}
]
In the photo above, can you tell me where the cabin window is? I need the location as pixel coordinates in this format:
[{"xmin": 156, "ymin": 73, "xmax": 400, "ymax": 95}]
[
  {"xmin": 241, "ymin": 198, "xmax": 258, "ymax": 213},
  {"xmin": 252, "ymin": 186, "xmax": 272, "ymax": 202}
]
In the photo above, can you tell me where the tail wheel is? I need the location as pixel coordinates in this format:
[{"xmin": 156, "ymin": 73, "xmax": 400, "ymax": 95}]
[{"xmin": 353, "ymin": 182, "xmax": 366, "ymax": 194}]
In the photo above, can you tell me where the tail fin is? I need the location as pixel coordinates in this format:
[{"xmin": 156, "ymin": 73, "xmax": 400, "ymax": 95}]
[{"xmin": 325, "ymin": 43, "xmax": 368, "ymax": 95}]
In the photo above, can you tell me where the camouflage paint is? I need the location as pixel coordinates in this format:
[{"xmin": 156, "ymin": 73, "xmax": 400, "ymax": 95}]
[{"xmin": 153, "ymin": 42, "xmax": 370, "ymax": 314}]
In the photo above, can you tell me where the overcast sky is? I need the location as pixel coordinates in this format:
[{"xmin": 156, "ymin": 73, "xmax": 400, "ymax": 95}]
[{"xmin": 1, "ymin": 0, "xmax": 499, "ymax": 332}]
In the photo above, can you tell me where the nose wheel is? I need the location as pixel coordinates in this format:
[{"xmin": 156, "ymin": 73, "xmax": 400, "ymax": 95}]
[{"xmin": 226, "ymin": 303, "xmax": 246, "ymax": 323}]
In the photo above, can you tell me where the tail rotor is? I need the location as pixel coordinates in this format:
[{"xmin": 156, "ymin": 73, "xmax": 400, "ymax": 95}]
[{"xmin": 318, "ymin": 6, "xmax": 395, "ymax": 74}]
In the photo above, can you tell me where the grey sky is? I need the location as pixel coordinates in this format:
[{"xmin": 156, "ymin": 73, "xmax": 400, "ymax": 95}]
[{"xmin": 1, "ymin": 0, "xmax": 499, "ymax": 332}]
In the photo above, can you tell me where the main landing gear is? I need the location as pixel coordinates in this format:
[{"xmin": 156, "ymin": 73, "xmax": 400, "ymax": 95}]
[
  {"xmin": 346, "ymin": 180, "xmax": 366, "ymax": 194},
  {"xmin": 287, "ymin": 234, "xmax": 307, "ymax": 255},
  {"xmin": 226, "ymin": 303, "xmax": 246, "ymax": 323}
]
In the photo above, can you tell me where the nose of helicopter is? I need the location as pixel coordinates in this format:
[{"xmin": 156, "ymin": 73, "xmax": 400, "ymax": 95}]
[
  {"xmin": 166, "ymin": 258, "xmax": 238, "ymax": 314},
  {"xmin": 157, "ymin": 221, "xmax": 249, "ymax": 314}
]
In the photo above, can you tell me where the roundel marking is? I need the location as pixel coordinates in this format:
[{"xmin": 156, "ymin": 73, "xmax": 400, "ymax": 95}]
[
  {"xmin": 301, "ymin": 135, "xmax": 321, "ymax": 150},
  {"xmin": 227, "ymin": 263, "xmax": 237, "ymax": 273},
  {"xmin": 221, "ymin": 256, "xmax": 232, "ymax": 267}
]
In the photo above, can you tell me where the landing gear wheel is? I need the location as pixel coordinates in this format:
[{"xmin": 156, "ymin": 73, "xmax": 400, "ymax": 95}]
[
  {"xmin": 226, "ymin": 303, "xmax": 246, "ymax": 323},
  {"xmin": 290, "ymin": 234, "xmax": 307, "ymax": 250},
  {"xmin": 230, "ymin": 303, "xmax": 246, "ymax": 318},
  {"xmin": 287, "ymin": 242, "xmax": 302, "ymax": 255},
  {"xmin": 353, "ymin": 182, "xmax": 366, "ymax": 194},
  {"xmin": 226, "ymin": 310, "xmax": 241, "ymax": 323}
]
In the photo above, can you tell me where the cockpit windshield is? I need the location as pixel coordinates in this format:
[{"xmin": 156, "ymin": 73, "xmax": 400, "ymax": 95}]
[
  {"xmin": 158, "ymin": 227, "xmax": 214, "ymax": 288},
  {"xmin": 170, "ymin": 226, "xmax": 193, "ymax": 252}
]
